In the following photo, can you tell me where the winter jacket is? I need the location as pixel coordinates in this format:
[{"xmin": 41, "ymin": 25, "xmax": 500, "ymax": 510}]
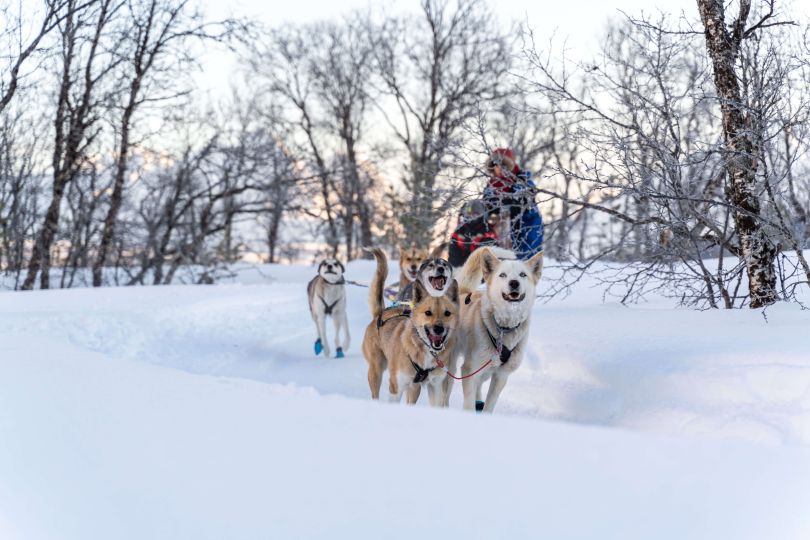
[
  {"xmin": 448, "ymin": 216, "xmax": 499, "ymax": 268},
  {"xmin": 484, "ymin": 169, "xmax": 544, "ymax": 260}
]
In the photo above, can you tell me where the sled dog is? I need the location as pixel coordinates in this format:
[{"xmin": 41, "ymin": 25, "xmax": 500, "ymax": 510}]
[
  {"xmin": 307, "ymin": 258, "xmax": 350, "ymax": 358},
  {"xmin": 362, "ymin": 248, "xmax": 459, "ymax": 406},
  {"xmin": 398, "ymin": 256, "xmax": 454, "ymax": 303},
  {"xmin": 455, "ymin": 246, "xmax": 544, "ymax": 412},
  {"xmin": 397, "ymin": 246, "xmax": 429, "ymax": 292}
]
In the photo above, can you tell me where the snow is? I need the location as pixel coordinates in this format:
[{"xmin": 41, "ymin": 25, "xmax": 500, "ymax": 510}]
[{"xmin": 1, "ymin": 260, "xmax": 809, "ymax": 539}]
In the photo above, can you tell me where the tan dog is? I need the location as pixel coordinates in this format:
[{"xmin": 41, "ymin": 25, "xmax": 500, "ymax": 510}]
[
  {"xmin": 362, "ymin": 248, "xmax": 460, "ymax": 406},
  {"xmin": 455, "ymin": 246, "xmax": 544, "ymax": 412},
  {"xmin": 398, "ymin": 246, "xmax": 429, "ymax": 291}
]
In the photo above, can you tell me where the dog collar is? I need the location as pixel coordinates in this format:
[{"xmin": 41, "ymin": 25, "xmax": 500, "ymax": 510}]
[{"xmin": 490, "ymin": 314, "xmax": 521, "ymax": 334}]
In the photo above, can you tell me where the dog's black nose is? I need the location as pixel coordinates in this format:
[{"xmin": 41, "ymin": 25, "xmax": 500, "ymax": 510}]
[
  {"xmin": 433, "ymin": 324, "xmax": 445, "ymax": 335},
  {"xmin": 509, "ymin": 279, "xmax": 520, "ymax": 290},
  {"xmin": 410, "ymin": 265, "xmax": 417, "ymax": 271},
  {"xmin": 436, "ymin": 266, "xmax": 445, "ymax": 275}
]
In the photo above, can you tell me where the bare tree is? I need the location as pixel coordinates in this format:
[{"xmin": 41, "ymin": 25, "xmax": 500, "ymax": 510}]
[
  {"xmin": 22, "ymin": 0, "xmax": 119, "ymax": 290},
  {"xmin": 518, "ymin": 4, "xmax": 809, "ymax": 308},
  {"xmin": 0, "ymin": 98, "xmax": 48, "ymax": 284},
  {"xmin": 92, "ymin": 0, "xmax": 227, "ymax": 286},
  {"xmin": 0, "ymin": 0, "xmax": 82, "ymax": 113},
  {"xmin": 248, "ymin": 26, "xmax": 341, "ymax": 256},
  {"xmin": 695, "ymin": 0, "xmax": 796, "ymax": 307},
  {"xmin": 371, "ymin": 0, "xmax": 511, "ymax": 245},
  {"xmin": 309, "ymin": 20, "xmax": 376, "ymax": 260}
]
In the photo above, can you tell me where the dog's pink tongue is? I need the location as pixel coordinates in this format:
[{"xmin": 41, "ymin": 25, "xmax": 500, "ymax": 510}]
[{"xmin": 429, "ymin": 334, "xmax": 443, "ymax": 347}]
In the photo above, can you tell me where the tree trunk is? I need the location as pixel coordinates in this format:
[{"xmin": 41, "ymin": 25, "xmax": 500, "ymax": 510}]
[
  {"xmin": 696, "ymin": 0, "xmax": 777, "ymax": 308},
  {"xmin": 22, "ymin": 175, "xmax": 68, "ymax": 290},
  {"xmin": 93, "ymin": 97, "xmax": 136, "ymax": 287}
]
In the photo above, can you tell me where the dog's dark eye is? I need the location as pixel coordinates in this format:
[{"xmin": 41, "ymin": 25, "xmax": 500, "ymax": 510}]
[
  {"xmin": 444, "ymin": 310, "xmax": 451, "ymax": 317},
  {"xmin": 520, "ymin": 272, "xmax": 527, "ymax": 278},
  {"xmin": 499, "ymin": 272, "xmax": 507, "ymax": 278},
  {"xmin": 425, "ymin": 310, "xmax": 432, "ymax": 317}
]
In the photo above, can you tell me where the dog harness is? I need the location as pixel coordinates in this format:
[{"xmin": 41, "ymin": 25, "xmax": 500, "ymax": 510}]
[
  {"xmin": 319, "ymin": 296, "xmax": 340, "ymax": 315},
  {"xmin": 376, "ymin": 303, "xmax": 412, "ymax": 328},
  {"xmin": 484, "ymin": 317, "xmax": 521, "ymax": 364},
  {"xmin": 410, "ymin": 359, "xmax": 437, "ymax": 384}
]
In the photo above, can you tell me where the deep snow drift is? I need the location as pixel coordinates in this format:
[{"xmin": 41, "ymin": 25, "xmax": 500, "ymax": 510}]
[{"xmin": 1, "ymin": 260, "xmax": 809, "ymax": 539}]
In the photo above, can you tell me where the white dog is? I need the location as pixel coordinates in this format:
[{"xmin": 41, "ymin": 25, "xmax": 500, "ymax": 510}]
[
  {"xmin": 307, "ymin": 258, "xmax": 350, "ymax": 358},
  {"xmin": 455, "ymin": 246, "xmax": 543, "ymax": 412}
]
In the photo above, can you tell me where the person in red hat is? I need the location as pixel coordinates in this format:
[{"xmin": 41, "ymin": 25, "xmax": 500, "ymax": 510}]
[{"xmin": 482, "ymin": 148, "xmax": 544, "ymax": 259}]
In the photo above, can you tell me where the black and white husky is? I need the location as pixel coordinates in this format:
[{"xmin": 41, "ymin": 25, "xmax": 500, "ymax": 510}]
[
  {"xmin": 307, "ymin": 258, "xmax": 350, "ymax": 358},
  {"xmin": 398, "ymin": 257, "xmax": 454, "ymax": 303}
]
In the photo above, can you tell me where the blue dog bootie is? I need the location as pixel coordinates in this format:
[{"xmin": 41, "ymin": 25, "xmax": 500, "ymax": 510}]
[
  {"xmin": 335, "ymin": 347, "xmax": 345, "ymax": 359},
  {"xmin": 314, "ymin": 338, "xmax": 323, "ymax": 355},
  {"xmin": 475, "ymin": 400, "xmax": 485, "ymax": 412}
]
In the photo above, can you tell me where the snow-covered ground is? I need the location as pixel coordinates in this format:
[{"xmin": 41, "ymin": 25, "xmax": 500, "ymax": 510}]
[{"xmin": 1, "ymin": 261, "xmax": 809, "ymax": 539}]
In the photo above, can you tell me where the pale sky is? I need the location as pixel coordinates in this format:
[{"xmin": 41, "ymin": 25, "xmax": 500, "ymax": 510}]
[
  {"xmin": 196, "ymin": 0, "xmax": 699, "ymax": 98},
  {"xmin": 195, "ymin": 0, "xmax": 809, "ymax": 99}
]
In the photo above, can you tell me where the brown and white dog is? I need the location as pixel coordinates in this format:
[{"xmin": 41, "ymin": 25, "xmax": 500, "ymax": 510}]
[
  {"xmin": 307, "ymin": 258, "xmax": 350, "ymax": 358},
  {"xmin": 455, "ymin": 246, "xmax": 544, "ymax": 412},
  {"xmin": 362, "ymin": 248, "xmax": 460, "ymax": 406}
]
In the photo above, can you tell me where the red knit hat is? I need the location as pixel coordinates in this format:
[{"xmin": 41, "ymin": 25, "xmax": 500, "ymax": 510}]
[{"xmin": 488, "ymin": 148, "xmax": 518, "ymax": 174}]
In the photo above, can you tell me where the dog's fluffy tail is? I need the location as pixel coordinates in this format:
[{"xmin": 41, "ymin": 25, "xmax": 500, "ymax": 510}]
[
  {"xmin": 456, "ymin": 246, "xmax": 516, "ymax": 295},
  {"xmin": 428, "ymin": 241, "xmax": 448, "ymax": 259},
  {"xmin": 366, "ymin": 247, "xmax": 388, "ymax": 319}
]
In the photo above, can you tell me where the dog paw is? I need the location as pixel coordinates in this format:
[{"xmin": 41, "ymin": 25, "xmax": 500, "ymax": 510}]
[
  {"xmin": 335, "ymin": 347, "xmax": 345, "ymax": 359},
  {"xmin": 475, "ymin": 400, "xmax": 485, "ymax": 412},
  {"xmin": 314, "ymin": 339, "xmax": 323, "ymax": 355}
]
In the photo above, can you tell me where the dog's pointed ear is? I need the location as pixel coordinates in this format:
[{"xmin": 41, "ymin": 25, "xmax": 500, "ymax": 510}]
[
  {"xmin": 413, "ymin": 279, "xmax": 427, "ymax": 304},
  {"xmin": 447, "ymin": 279, "xmax": 459, "ymax": 304},
  {"xmin": 481, "ymin": 248, "xmax": 498, "ymax": 282},
  {"xmin": 527, "ymin": 250, "xmax": 544, "ymax": 283}
]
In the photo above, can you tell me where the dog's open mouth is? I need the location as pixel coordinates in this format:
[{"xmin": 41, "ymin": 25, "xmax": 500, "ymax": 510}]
[
  {"xmin": 424, "ymin": 327, "xmax": 446, "ymax": 350},
  {"xmin": 502, "ymin": 291, "xmax": 526, "ymax": 302},
  {"xmin": 406, "ymin": 270, "xmax": 417, "ymax": 281},
  {"xmin": 428, "ymin": 275, "xmax": 447, "ymax": 291}
]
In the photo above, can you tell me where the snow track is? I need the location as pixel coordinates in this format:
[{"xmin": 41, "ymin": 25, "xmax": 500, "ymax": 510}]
[{"xmin": 4, "ymin": 261, "xmax": 809, "ymax": 445}]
